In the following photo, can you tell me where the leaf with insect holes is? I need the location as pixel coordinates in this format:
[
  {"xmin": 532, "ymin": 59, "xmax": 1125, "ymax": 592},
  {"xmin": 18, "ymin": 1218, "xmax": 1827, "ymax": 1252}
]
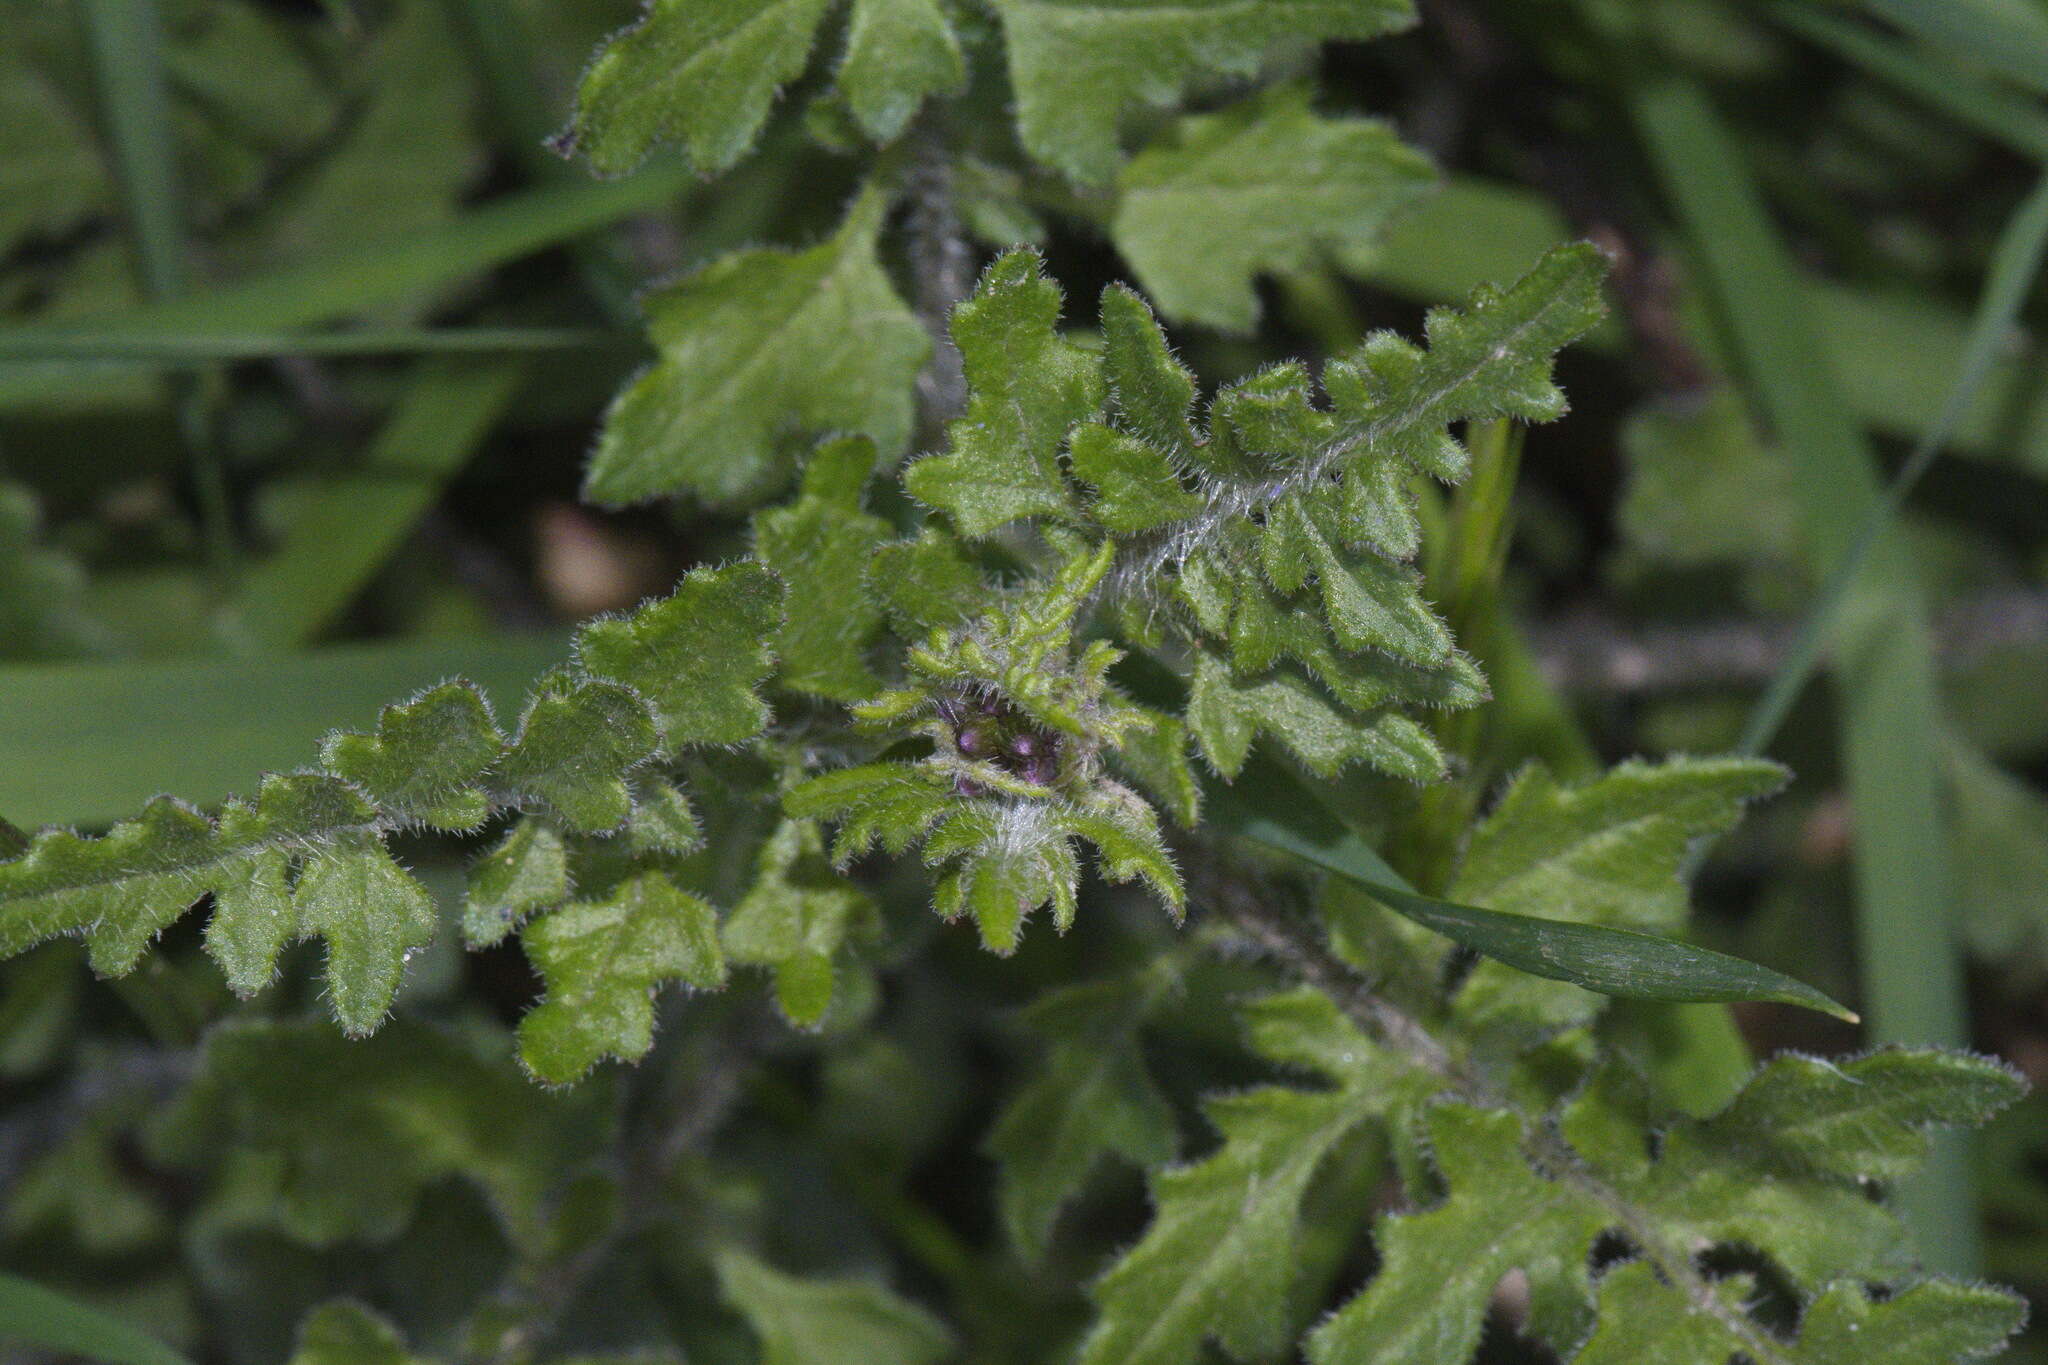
[
  {"xmin": 1574, "ymin": 1262, "xmax": 2025, "ymax": 1365},
  {"xmin": 321, "ymin": 681, "xmax": 503, "ymax": 831},
  {"xmin": 754, "ymin": 438, "xmax": 892, "ymax": 701},
  {"xmin": 561, "ymin": 0, "xmax": 835, "ymax": 176},
  {"xmin": 1113, "ymin": 86, "xmax": 1435, "ymax": 331},
  {"xmin": 994, "ymin": 0, "xmax": 1414, "ymax": 183},
  {"xmin": 716, "ymin": 1251, "xmax": 952, "ymax": 1365},
  {"xmin": 905, "ymin": 250, "xmax": 1103, "ymax": 537},
  {"xmin": 1306, "ymin": 1050, "xmax": 2025, "ymax": 1365},
  {"xmin": 518, "ymin": 872, "xmax": 728, "ymax": 1083},
  {"xmin": 585, "ymin": 189, "xmax": 927, "ymax": 507},
  {"xmin": 577, "ymin": 560, "xmax": 784, "ymax": 746}
]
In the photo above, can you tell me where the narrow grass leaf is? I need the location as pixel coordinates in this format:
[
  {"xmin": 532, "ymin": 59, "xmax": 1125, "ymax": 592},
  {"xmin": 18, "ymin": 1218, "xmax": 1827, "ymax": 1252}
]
[
  {"xmin": 0, "ymin": 635, "xmax": 567, "ymax": 829},
  {"xmin": 1207, "ymin": 775, "xmax": 1854, "ymax": 1020},
  {"xmin": 0, "ymin": 1272, "xmax": 192, "ymax": 1365}
]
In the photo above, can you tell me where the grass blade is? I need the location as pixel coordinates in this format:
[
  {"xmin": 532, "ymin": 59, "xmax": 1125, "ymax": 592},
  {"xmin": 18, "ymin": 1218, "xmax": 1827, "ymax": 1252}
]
[
  {"xmin": 223, "ymin": 358, "xmax": 528, "ymax": 649},
  {"xmin": 0, "ymin": 1272, "xmax": 193, "ymax": 1365},
  {"xmin": 0, "ymin": 327, "xmax": 619, "ymax": 364},
  {"xmin": 1632, "ymin": 74, "xmax": 1977, "ymax": 1273},
  {"xmin": 0, "ymin": 166, "xmax": 689, "ymax": 408},
  {"xmin": 1208, "ymin": 774, "xmax": 1854, "ymax": 1020},
  {"xmin": 1739, "ymin": 170, "xmax": 2048, "ymax": 758},
  {"xmin": 1777, "ymin": 6, "xmax": 2048, "ymax": 160},
  {"xmin": 78, "ymin": 0, "xmax": 234, "ymax": 578},
  {"xmin": 77, "ymin": 0, "xmax": 186, "ymax": 301},
  {"xmin": 1860, "ymin": 0, "xmax": 2048, "ymax": 98},
  {"xmin": 0, "ymin": 634, "xmax": 566, "ymax": 830}
]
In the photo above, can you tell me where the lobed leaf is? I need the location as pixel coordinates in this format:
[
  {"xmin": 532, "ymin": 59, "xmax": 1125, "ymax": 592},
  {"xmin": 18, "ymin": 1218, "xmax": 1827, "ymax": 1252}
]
[
  {"xmin": 836, "ymin": 0, "xmax": 966, "ymax": 143},
  {"xmin": 1114, "ymin": 86, "xmax": 1435, "ymax": 331},
  {"xmin": 722, "ymin": 819, "xmax": 878, "ymax": 1027},
  {"xmin": 560, "ymin": 0, "xmax": 834, "ymax": 177},
  {"xmin": 996, "ymin": 0, "xmax": 1414, "ymax": 183},
  {"xmin": 714, "ymin": 1250, "xmax": 952, "ymax": 1365},
  {"xmin": 1080, "ymin": 990, "xmax": 1432, "ymax": 1365},
  {"xmin": 518, "ymin": 872, "xmax": 728, "ymax": 1083},
  {"xmin": 753, "ymin": 438, "xmax": 891, "ymax": 702},
  {"xmin": 321, "ymin": 681, "xmax": 503, "ymax": 832},
  {"xmin": 985, "ymin": 973, "xmax": 1177, "ymax": 1261},
  {"xmin": 575, "ymin": 560, "xmax": 784, "ymax": 746},
  {"xmin": 905, "ymin": 250, "xmax": 1103, "ymax": 537},
  {"xmin": 584, "ymin": 189, "xmax": 927, "ymax": 506}
]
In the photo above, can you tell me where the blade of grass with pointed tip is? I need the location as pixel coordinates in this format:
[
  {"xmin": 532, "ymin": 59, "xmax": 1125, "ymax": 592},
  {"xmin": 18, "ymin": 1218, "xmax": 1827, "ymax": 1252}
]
[
  {"xmin": 223, "ymin": 358, "xmax": 528, "ymax": 649},
  {"xmin": 1207, "ymin": 771, "xmax": 1855, "ymax": 1021},
  {"xmin": 0, "ymin": 1272, "xmax": 193, "ymax": 1365},
  {"xmin": 1633, "ymin": 75, "xmax": 1976, "ymax": 1274},
  {"xmin": 0, "ymin": 634, "xmax": 566, "ymax": 830}
]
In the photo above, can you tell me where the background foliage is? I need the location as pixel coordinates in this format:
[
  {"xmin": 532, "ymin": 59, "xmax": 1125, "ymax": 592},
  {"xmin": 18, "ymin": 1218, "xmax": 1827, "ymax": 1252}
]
[{"xmin": 4, "ymin": 0, "xmax": 2048, "ymax": 1361}]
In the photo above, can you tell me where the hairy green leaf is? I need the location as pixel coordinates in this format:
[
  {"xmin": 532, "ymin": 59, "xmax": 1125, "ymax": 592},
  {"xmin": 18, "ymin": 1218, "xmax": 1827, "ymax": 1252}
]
[
  {"xmin": 321, "ymin": 682, "xmax": 503, "ymax": 832},
  {"xmin": 753, "ymin": 438, "xmax": 891, "ymax": 701},
  {"xmin": 585, "ymin": 189, "xmax": 928, "ymax": 506},
  {"xmin": 576, "ymin": 560, "xmax": 784, "ymax": 746},
  {"xmin": 497, "ymin": 677, "xmax": 659, "ymax": 833},
  {"xmin": 1447, "ymin": 757, "xmax": 1790, "ymax": 1041},
  {"xmin": 1080, "ymin": 990, "xmax": 1432, "ymax": 1365},
  {"xmin": 1574, "ymin": 1263, "xmax": 2025, "ymax": 1365},
  {"xmin": 986, "ymin": 972, "xmax": 1176, "ymax": 1261},
  {"xmin": 561, "ymin": 0, "xmax": 834, "ymax": 176},
  {"xmin": 293, "ymin": 833, "xmax": 439, "ymax": 1037},
  {"xmin": 1114, "ymin": 87, "xmax": 1435, "ymax": 331},
  {"xmin": 723, "ymin": 819, "xmax": 878, "ymax": 1027},
  {"xmin": 462, "ymin": 819, "xmax": 569, "ymax": 949},
  {"xmin": 518, "ymin": 872, "xmax": 728, "ymax": 1083},
  {"xmin": 905, "ymin": 250, "xmax": 1103, "ymax": 536},
  {"xmin": 836, "ymin": 0, "xmax": 965, "ymax": 143},
  {"xmin": 1309, "ymin": 1105, "xmax": 1606, "ymax": 1365},
  {"xmin": 714, "ymin": 1250, "xmax": 952, "ymax": 1365},
  {"xmin": 996, "ymin": 0, "xmax": 1413, "ymax": 182}
]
